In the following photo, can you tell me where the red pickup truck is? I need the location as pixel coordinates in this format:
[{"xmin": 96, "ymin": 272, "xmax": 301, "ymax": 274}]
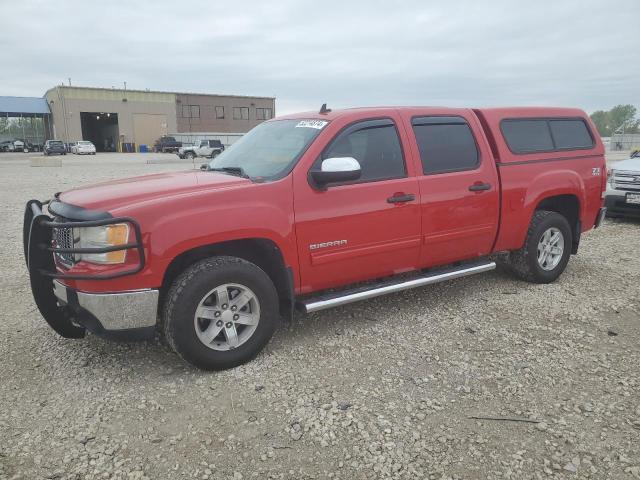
[{"xmin": 24, "ymin": 106, "xmax": 607, "ymax": 370}]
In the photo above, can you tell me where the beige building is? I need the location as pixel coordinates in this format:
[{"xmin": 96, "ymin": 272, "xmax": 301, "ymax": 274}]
[{"xmin": 44, "ymin": 86, "xmax": 275, "ymax": 151}]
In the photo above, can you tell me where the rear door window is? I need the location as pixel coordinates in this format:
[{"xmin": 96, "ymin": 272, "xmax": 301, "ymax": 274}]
[{"xmin": 411, "ymin": 117, "xmax": 479, "ymax": 174}]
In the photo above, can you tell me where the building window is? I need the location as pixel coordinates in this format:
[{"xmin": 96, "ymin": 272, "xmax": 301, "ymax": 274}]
[
  {"xmin": 233, "ymin": 107, "xmax": 249, "ymax": 120},
  {"xmin": 182, "ymin": 105, "xmax": 200, "ymax": 118},
  {"xmin": 256, "ymin": 108, "xmax": 273, "ymax": 120},
  {"xmin": 215, "ymin": 106, "xmax": 225, "ymax": 119}
]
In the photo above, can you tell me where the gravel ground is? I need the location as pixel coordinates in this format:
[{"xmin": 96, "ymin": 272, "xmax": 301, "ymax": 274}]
[{"xmin": 1, "ymin": 152, "xmax": 639, "ymax": 480}]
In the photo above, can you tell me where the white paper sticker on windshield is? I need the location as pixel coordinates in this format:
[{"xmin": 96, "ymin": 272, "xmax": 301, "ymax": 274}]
[{"xmin": 295, "ymin": 120, "xmax": 328, "ymax": 130}]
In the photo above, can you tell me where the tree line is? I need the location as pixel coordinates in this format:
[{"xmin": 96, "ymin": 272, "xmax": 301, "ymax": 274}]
[{"xmin": 590, "ymin": 105, "xmax": 639, "ymax": 137}]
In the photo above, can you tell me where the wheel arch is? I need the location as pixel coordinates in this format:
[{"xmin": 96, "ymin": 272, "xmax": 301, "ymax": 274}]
[
  {"xmin": 534, "ymin": 193, "xmax": 581, "ymax": 253},
  {"xmin": 160, "ymin": 237, "xmax": 294, "ymax": 319}
]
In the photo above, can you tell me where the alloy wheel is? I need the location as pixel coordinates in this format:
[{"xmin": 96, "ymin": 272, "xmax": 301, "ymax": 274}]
[
  {"xmin": 537, "ymin": 227, "xmax": 564, "ymax": 271},
  {"xmin": 193, "ymin": 283, "xmax": 260, "ymax": 351}
]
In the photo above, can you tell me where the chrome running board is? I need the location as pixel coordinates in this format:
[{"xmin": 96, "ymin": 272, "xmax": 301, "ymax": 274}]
[{"xmin": 298, "ymin": 260, "xmax": 495, "ymax": 314}]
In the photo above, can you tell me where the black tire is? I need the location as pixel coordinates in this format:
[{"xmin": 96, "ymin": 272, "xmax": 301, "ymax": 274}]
[
  {"xmin": 507, "ymin": 210, "xmax": 572, "ymax": 284},
  {"xmin": 211, "ymin": 150, "xmax": 220, "ymax": 159},
  {"xmin": 163, "ymin": 256, "xmax": 279, "ymax": 370},
  {"xmin": 185, "ymin": 151, "xmax": 194, "ymax": 160}
]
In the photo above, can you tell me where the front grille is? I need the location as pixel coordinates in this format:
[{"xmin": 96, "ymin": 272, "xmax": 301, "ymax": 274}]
[
  {"xmin": 52, "ymin": 217, "xmax": 75, "ymax": 267},
  {"xmin": 612, "ymin": 170, "xmax": 640, "ymax": 192}
]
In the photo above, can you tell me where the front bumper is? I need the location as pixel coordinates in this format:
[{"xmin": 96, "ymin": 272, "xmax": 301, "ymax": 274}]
[
  {"xmin": 604, "ymin": 192, "xmax": 640, "ymax": 218},
  {"xmin": 52, "ymin": 280, "xmax": 158, "ymax": 340},
  {"xmin": 23, "ymin": 199, "xmax": 156, "ymax": 340}
]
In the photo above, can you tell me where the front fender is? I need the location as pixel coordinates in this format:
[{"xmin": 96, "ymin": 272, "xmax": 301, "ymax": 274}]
[
  {"xmin": 141, "ymin": 179, "xmax": 297, "ymax": 287},
  {"xmin": 69, "ymin": 178, "xmax": 297, "ymax": 294}
]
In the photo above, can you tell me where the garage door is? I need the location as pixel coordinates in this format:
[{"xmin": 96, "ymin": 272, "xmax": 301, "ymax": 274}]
[{"xmin": 133, "ymin": 114, "xmax": 168, "ymax": 147}]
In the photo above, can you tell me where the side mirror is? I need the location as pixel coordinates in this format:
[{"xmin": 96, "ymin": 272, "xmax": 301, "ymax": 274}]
[
  {"xmin": 200, "ymin": 163, "xmax": 209, "ymax": 171},
  {"xmin": 310, "ymin": 157, "xmax": 361, "ymax": 189}
]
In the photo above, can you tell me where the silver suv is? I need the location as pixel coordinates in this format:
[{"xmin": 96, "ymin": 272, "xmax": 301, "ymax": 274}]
[{"xmin": 606, "ymin": 150, "xmax": 640, "ymax": 218}]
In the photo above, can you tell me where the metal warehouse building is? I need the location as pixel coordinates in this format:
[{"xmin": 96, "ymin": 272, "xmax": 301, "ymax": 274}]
[{"xmin": 44, "ymin": 86, "xmax": 275, "ymax": 151}]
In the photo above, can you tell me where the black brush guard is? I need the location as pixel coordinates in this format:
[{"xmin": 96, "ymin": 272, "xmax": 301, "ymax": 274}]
[{"xmin": 23, "ymin": 199, "xmax": 145, "ymax": 338}]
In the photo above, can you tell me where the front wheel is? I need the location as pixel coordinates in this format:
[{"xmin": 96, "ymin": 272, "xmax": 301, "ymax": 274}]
[
  {"xmin": 507, "ymin": 210, "xmax": 572, "ymax": 284},
  {"xmin": 185, "ymin": 151, "xmax": 195, "ymax": 160},
  {"xmin": 163, "ymin": 256, "xmax": 279, "ymax": 370}
]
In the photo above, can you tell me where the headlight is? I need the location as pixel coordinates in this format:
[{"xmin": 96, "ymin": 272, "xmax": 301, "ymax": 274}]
[{"xmin": 75, "ymin": 223, "xmax": 130, "ymax": 264}]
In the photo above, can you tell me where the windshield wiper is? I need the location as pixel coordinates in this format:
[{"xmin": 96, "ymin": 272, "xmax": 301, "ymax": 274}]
[{"xmin": 209, "ymin": 166, "xmax": 250, "ymax": 179}]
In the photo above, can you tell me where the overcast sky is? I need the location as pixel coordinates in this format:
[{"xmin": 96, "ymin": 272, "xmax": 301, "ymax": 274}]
[{"xmin": 1, "ymin": 0, "xmax": 638, "ymax": 115}]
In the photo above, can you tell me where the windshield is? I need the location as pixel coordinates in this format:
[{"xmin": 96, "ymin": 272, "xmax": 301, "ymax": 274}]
[
  {"xmin": 207, "ymin": 119, "xmax": 327, "ymax": 180},
  {"xmin": 79, "ymin": 141, "xmax": 92, "ymax": 145}
]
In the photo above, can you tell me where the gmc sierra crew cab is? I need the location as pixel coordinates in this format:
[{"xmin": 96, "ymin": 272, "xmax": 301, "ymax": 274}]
[{"xmin": 24, "ymin": 106, "xmax": 607, "ymax": 370}]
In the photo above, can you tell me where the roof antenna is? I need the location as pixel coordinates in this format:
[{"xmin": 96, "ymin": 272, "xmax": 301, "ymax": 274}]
[{"xmin": 319, "ymin": 103, "xmax": 331, "ymax": 114}]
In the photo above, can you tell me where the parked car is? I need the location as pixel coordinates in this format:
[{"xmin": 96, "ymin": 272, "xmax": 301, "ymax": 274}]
[
  {"xmin": 71, "ymin": 141, "xmax": 97, "ymax": 155},
  {"xmin": 178, "ymin": 139, "xmax": 224, "ymax": 160},
  {"xmin": 153, "ymin": 136, "xmax": 182, "ymax": 153},
  {"xmin": 15, "ymin": 139, "xmax": 34, "ymax": 152},
  {"xmin": 24, "ymin": 106, "xmax": 606, "ymax": 370},
  {"xmin": 605, "ymin": 150, "xmax": 640, "ymax": 218},
  {"xmin": 0, "ymin": 139, "xmax": 25, "ymax": 152},
  {"xmin": 43, "ymin": 140, "xmax": 67, "ymax": 156}
]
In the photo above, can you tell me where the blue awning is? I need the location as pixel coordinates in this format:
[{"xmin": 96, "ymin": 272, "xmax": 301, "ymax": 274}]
[{"xmin": 0, "ymin": 96, "xmax": 50, "ymax": 115}]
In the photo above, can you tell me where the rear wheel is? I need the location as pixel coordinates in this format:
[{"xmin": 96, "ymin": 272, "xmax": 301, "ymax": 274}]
[
  {"xmin": 163, "ymin": 256, "xmax": 279, "ymax": 370},
  {"xmin": 211, "ymin": 150, "xmax": 220, "ymax": 159},
  {"xmin": 507, "ymin": 210, "xmax": 572, "ymax": 283},
  {"xmin": 185, "ymin": 151, "xmax": 195, "ymax": 160}
]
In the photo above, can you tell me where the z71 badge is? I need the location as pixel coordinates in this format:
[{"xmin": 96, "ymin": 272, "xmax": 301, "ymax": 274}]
[
  {"xmin": 592, "ymin": 167, "xmax": 601, "ymax": 176},
  {"xmin": 309, "ymin": 240, "xmax": 347, "ymax": 250}
]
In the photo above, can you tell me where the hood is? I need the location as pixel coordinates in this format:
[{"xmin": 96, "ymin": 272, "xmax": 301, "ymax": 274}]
[
  {"xmin": 58, "ymin": 170, "xmax": 249, "ymax": 213},
  {"xmin": 612, "ymin": 157, "xmax": 640, "ymax": 172}
]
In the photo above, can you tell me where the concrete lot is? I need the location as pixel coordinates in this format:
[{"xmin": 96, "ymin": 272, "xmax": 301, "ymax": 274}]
[{"xmin": 0, "ymin": 152, "xmax": 639, "ymax": 480}]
